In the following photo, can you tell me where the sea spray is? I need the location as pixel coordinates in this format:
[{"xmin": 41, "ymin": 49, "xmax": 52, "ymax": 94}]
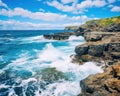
[{"xmin": 0, "ymin": 31, "xmax": 103, "ymax": 96}]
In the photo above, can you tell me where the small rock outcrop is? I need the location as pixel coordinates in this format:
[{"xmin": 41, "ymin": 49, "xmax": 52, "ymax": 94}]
[
  {"xmin": 43, "ymin": 32, "xmax": 75, "ymax": 40},
  {"xmin": 65, "ymin": 26, "xmax": 79, "ymax": 30}
]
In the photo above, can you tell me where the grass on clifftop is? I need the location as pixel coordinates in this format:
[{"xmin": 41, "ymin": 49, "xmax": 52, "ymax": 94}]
[{"xmin": 86, "ymin": 16, "xmax": 120, "ymax": 26}]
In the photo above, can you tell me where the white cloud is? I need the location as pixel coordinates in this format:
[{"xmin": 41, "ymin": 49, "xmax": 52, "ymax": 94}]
[
  {"xmin": 0, "ymin": 13, "xmax": 94, "ymax": 30},
  {"xmin": 77, "ymin": 0, "xmax": 106, "ymax": 9},
  {"xmin": 0, "ymin": 8, "xmax": 68, "ymax": 22},
  {"xmin": 0, "ymin": 20, "xmax": 63, "ymax": 30},
  {"xmin": 93, "ymin": 0, "xmax": 107, "ymax": 7},
  {"xmin": 0, "ymin": 19, "xmax": 89, "ymax": 30},
  {"xmin": 107, "ymin": 0, "xmax": 116, "ymax": 3},
  {"xmin": 0, "ymin": 0, "xmax": 8, "ymax": 8},
  {"xmin": 61, "ymin": 0, "xmax": 77, "ymax": 4},
  {"xmin": 47, "ymin": 1, "xmax": 76, "ymax": 13},
  {"xmin": 47, "ymin": 0, "xmax": 107, "ymax": 14},
  {"xmin": 111, "ymin": 6, "xmax": 120, "ymax": 12},
  {"xmin": 0, "ymin": 7, "xmax": 90, "ymax": 23}
]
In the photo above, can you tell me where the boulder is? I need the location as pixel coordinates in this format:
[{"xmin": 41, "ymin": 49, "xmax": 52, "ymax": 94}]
[
  {"xmin": 88, "ymin": 44, "xmax": 107, "ymax": 57},
  {"xmin": 75, "ymin": 44, "xmax": 89, "ymax": 56}
]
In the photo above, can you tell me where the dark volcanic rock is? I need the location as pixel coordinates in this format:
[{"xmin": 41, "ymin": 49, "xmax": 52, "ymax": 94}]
[
  {"xmin": 43, "ymin": 34, "xmax": 70, "ymax": 40},
  {"xmin": 43, "ymin": 32, "xmax": 75, "ymax": 40},
  {"xmin": 106, "ymin": 23, "xmax": 120, "ymax": 32},
  {"xmin": 73, "ymin": 32, "xmax": 120, "ymax": 64},
  {"xmin": 88, "ymin": 44, "xmax": 107, "ymax": 57},
  {"xmin": 75, "ymin": 45, "xmax": 89, "ymax": 56}
]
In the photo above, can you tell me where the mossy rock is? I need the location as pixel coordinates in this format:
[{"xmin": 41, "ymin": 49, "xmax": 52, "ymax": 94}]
[{"xmin": 40, "ymin": 68, "xmax": 68, "ymax": 84}]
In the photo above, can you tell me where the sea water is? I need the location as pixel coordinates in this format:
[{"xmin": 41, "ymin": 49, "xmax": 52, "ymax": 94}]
[{"xmin": 0, "ymin": 30, "xmax": 103, "ymax": 96}]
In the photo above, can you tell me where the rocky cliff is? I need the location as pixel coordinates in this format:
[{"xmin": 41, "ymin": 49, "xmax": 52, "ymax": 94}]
[
  {"xmin": 74, "ymin": 32, "xmax": 120, "ymax": 95},
  {"xmin": 76, "ymin": 16, "xmax": 120, "ymax": 35},
  {"xmin": 74, "ymin": 31, "xmax": 120, "ymax": 96},
  {"xmin": 73, "ymin": 32, "xmax": 120, "ymax": 64},
  {"xmin": 43, "ymin": 16, "xmax": 120, "ymax": 40},
  {"xmin": 43, "ymin": 16, "xmax": 120, "ymax": 95}
]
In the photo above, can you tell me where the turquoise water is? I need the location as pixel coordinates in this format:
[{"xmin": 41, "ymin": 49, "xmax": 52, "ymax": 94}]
[{"xmin": 0, "ymin": 30, "xmax": 103, "ymax": 96}]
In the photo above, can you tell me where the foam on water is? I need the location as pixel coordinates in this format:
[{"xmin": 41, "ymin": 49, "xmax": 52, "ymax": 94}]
[
  {"xmin": 17, "ymin": 35, "xmax": 57, "ymax": 44},
  {"xmin": 68, "ymin": 35, "xmax": 85, "ymax": 41},
  {"xmin": 0, "ymin": 35, "xmax": 103, "ymax": 96}
]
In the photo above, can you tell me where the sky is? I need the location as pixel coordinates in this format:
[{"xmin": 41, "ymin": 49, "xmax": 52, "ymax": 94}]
[{"xmin": 0, "ymin": 0, "xmax": 120, "ymax": 30}]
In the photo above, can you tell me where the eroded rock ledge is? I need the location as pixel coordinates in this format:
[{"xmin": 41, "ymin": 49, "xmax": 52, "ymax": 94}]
[
  {"xmin": 79, "ymin": 62, "xmax": 120, "ymax": 96},
  {"xmin": 73, "ymin": 32, "xmax": 120, "ymax": 65},
  {"xmin": 43, "ymin": 32, "xmax": 76, "ymax": 40},
  {"xmin": 74, "ymin": 32, "xmax": 120, "ymax": 96}
]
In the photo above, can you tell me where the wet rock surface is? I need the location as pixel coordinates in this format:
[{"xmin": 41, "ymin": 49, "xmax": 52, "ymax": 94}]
[
  {"xmin": 79, "ymin": 62, "xmax": 120, "ymax": 96},
  {"xmin": 43, "ymin": 32, "xmax": 75, "ymax": 40},
  {"xmin": 73, "ymin": 31, "xmax": 120, "ymax": 96},
  {"xmin": 73, "ymin": 32, "xmax": 120, "ymax": 65}
]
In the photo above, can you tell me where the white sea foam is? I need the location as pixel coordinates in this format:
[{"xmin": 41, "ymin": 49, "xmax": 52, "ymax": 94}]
[
  {"xmin": 40, "ymin": 81, "xmax": 80, "ymax": 96},
  {"xmin": 0, "ymin": 84, "xmax": 10, "ymax": 89},
  {"xmin": 20, "ymin": 78, "xmax": 37, "ymax": 86},
  {"xmin": 18, "ymin": 35, "xmax": 56, "ymax": 44},
  {"xmin": 2, "ymin": 35, "xmax": 103, "ymax": 96},
  {"xmin": 68, "ymin": 35, "xmax": 85, "ymax": 41},
  {"xmin": 37, "ymin": 43, "xmax": 67, "ymax": 62}
]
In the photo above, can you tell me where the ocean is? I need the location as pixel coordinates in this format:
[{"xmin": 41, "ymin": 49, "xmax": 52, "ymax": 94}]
[{"xmin": 0, "ymin": 30, "xmax": 103, "ymax": 96}]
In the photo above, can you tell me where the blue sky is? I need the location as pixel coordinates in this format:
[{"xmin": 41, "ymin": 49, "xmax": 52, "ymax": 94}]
[{"xmin": 0, "ymin": 0, "xmax": 120, "ymax": 30}]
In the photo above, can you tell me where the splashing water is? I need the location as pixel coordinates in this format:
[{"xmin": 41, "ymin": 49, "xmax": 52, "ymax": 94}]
[{"xmin": 0, "ymin": 31, "xmax": 103, "ymax": 96}]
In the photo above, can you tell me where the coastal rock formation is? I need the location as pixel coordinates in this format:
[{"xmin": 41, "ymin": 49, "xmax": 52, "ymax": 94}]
[
  {"xmin": 44, "ymin": 16, "xmax": 120, "ymax": 40},
  {"xmin": 73, "ymin": 32, "xmax": 120, "ymax": 65},
  {"xmin": 43, "ymin": 32, "xmax": 75, "ymax": 40},
  {"xmin": 79, "ymin": 62, "xmax": 120, "ymax": 96},
  {"xmin": 75, "ymin": 16, "xmax": 120, "ymax": 35},
  {"xmin": 74, "ymin": 31, "xmax": 120, "ymax": 95},
  {"xmin": 65, "ymin": 26, "xmax": 78, "ymax": 30}
]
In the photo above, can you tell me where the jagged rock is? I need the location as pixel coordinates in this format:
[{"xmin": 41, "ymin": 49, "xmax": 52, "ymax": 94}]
[
  {"xmin": 111, "ymin": 52, "xmax": 120, "ymax": 59},
  {"xmin": 43, "ymin": 34, "xmax": 70, "ymax": 40},
  {"xmin": 88, "ymin": 44, "xmax": 107, "ymax": 57},
  {"xmin": 80, "ymin": 62, "xmax": 120, "ymax": 96},
  {"xmin": 76, "ymin": 16, "xmax": 120, "ymax": 32},
  {"xmin": 43, "ymin": 32, "xmax": 75, "ymax": 40},
  {"xmin": 75, "ymin": 44, "xmax": 89, "ymax": 56},
  {"xmin": 106, "ymin": 23, "xmax": 120, "ymax": 32},
  {"xmin": 73, "ymin": 32, "xmax": 120, "ymax": 64}
]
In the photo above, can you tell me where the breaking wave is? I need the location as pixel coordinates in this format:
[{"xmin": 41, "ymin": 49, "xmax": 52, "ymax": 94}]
[{"xmin": 0, "ymin": 34, "xmax": 103, "ymax": 96}]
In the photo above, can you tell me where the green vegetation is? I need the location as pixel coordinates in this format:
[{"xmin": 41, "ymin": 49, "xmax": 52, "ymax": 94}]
[{"xmin": 86, "ymin": 16, "xmax": 120, "ymax": 27}]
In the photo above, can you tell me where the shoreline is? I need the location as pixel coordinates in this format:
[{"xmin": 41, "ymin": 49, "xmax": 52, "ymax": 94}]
[{"xmin": 43, "ymin": 26, "xmax": 120, "ymax": 95}]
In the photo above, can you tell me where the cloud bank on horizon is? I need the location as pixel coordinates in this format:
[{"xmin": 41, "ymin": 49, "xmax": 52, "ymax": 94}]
[{"xmin": 0, "ymin": 0, "xmax": 120, "ymax": 30}]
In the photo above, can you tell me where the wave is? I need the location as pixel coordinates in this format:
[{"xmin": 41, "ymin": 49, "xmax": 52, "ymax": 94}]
[
  {"xmin": 0, "ymin": 35, "xmax": 103, "ymax": 96},
  {"xmin": 68, "ymin": 35, "xmax": 85, "ymax": 41}
]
